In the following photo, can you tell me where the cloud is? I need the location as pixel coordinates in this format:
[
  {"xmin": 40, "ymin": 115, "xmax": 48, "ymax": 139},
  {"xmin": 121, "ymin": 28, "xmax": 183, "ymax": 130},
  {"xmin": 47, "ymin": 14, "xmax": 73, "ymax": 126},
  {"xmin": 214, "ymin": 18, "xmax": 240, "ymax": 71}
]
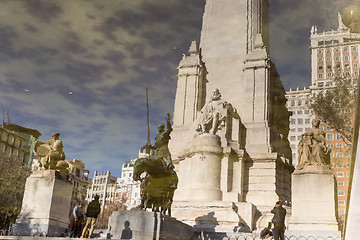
[{"xmin": 1, "ymin": 0, "xmax": 353, "ymax": 176}]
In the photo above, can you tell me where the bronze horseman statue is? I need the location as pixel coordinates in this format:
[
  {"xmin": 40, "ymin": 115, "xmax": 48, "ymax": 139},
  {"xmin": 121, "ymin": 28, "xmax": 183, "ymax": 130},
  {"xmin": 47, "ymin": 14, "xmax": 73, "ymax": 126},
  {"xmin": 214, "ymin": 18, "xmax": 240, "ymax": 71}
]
[{"xmin": 133, "ymin": 113, "xmax": 178, "ymax": 216}]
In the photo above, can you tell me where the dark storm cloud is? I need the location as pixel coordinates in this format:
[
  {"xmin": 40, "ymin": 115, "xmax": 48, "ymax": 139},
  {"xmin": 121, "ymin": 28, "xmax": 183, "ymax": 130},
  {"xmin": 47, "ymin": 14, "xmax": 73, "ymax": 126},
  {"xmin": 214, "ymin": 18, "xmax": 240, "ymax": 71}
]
[
  {"xmin": 123, "ymin": 43, "xmax": 145, "ymax": 59},
  {"xmin": 23, "ymin": 23, "xmax": 37, "ymax": 33},
  {"xmin": 23, "ymin": 0, "xmax": 63, "ymax": 23},
  {"xmin": 54, "ymin": 60, "xmax": 108, "ymax": 85},
  {"xmin": 62, "ymin": 31, "xmax": 87, "ymax": 54},
  {"xmin": 102, "ymin": 50, "xmax": 125, "ymax": 64},
  {"xmin": 0, "ymin": 25, "xmax": 18, "ymax": 59},
  {"xmin": 93, "ymin": 39, "xmax": 104, "ymax": 46}
]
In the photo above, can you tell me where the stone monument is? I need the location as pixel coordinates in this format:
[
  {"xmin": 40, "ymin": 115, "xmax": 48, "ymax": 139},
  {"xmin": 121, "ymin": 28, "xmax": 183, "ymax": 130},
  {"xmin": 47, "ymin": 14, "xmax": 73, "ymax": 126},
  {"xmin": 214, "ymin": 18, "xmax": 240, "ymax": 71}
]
[
  {"xmin": 12, "ymin": 132, "xmax": 73, "ymax": 236},
  {"xmin": 288, "ymin": 120, "xmax": 340, "ymax": 236},
  {"xmin": 169, "ymin": 0, "xmax": 294, "ymax": 232},
  {"xmin": 107, "ymin": 115, "xmax": 192, "ymax": 239}
]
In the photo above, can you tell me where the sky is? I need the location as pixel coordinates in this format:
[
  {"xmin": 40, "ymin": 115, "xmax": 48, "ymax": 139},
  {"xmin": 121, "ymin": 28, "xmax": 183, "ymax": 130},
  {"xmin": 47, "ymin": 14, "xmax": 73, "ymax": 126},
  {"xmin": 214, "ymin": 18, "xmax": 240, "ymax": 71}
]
[{"xmin": 0, "ymin": 0, "xmax": 356, "ymax": 177}]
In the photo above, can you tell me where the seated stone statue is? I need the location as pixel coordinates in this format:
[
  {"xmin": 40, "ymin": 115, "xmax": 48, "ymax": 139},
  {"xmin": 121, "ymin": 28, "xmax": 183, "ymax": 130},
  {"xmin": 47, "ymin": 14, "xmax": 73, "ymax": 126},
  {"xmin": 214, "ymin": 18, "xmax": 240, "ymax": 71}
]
[
  {"xmin": 197, "ymin": 88, "xmax": 228, "ymax": 135},
  {"xmin": 297, "ymin": 119, "xmax": 330, "ymax": 169},
  {"xmin": 34, "ymin": 132, "xmax": 66, "ymax": 169}
]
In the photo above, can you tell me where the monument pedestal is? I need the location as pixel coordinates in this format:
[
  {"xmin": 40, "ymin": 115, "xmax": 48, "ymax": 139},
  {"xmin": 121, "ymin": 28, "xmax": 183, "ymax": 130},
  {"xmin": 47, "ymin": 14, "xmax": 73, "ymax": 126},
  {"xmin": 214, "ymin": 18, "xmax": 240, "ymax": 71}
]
[
  {"xmin": 288, "ymin": 166, "xmax": 339, "ymax": 231},
  {"xmin": 12, "ymin": 170, "xmax": 73, "ymax": 236},
  {"xmin": 174, "ymin": 134, "xmax": 223, "ymax": 202},
  {"xmin": 107, "ymin": 210, "xmax": 193, "ymax": 240},
  {"xmin": 172, "ymin": 201, "xmax": 255, "ymax": 233}
]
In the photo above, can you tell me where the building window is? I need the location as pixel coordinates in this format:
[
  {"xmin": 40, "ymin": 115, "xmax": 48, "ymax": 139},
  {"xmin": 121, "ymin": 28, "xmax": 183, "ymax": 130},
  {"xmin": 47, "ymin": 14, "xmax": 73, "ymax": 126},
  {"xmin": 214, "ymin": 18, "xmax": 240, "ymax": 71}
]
[
  {"xmin": 352, "ymin": 47, "xmax": 357, "ymax": 52},
  {"xmin": 344, "ymin": 56, "xmax": 349, "ymax": 61},
  {"xmin": 290, "ymin": 128, "xmax": 296, "ymax": 132},
  {"xmin": 336, "ymin": 163, "xmax": 344, "ymax": 168},
  {"xmin": 337, "ymin": 172, "xmax": 344, "ymax": 178},
  {"xmin": 297, "ymin": 110, "xmax": 303, "ymax": 115},
  {"xmin": 327, "ymin": 65, "xmax": 332, "ymax": 70},
  {"xmin": 290, "ymin": 119, "xmax": 296, "ymax": 124},
  {"xmin": 318, "ymin": 58, "xmax": 323, "ymax": 62},
  {"xmin": 298, "ymin": 128, "xmax": 303, "ymax": 132},
  {"xmin": 336, "ymin": 152, "xmax": 344, "ymax": 157},
  {"xmin": 290, "ymin": 136, "xmax": 296, "ymax": 141},
  {"xmin": 318, "ymin": 65, "xmax": 323, "ymax": 70},
  {"xmin": 338, "ymin": 182, "xmax": 345, "ymax": 187},
  {"xmin": 336, "ymin": 134, "xmax": 342, "ymax": 140},
  {"xmin": 327, "ymin": 133, "xmax": 334, "ymax": 140},
  {"xmin": 339, "ymin": 209, "xmax": 345, "ymax": 215},
  {"xmin": 290, "ymin": 144, "xmax": 296, "ymax": 150},
  {"xmin": 298, "ymin": 100, "xmax": 302, "ymax": 106},
  {"xmin": 338, "ymin": 190, "xmax": 345, "ymax": 196},
  {"xmin": 345, "ymin": 108, "xmax": 351, "ymax": 113},
  {"xmin": 305, "ymin": 110, "xmax": 310, "ymax": 114},
  {"xmin": 330, "ymin": 153, "xmax": 334, "ymax": 157},
  {"xmin": 326, "ymin": 126, "xmax": 333, "ymax": 131},
  {"xmin": 318, "ymin": 50, "xmax": 323, "ymax": 54},
  {"xmin": 331, "ymin": 163, "xmax": 335, "ymax": 168},
  {"xmin": 291, "ymin": 101, "xmax": 295, "ymax": 106},
  {"xmin": 354, "ymin": 56, "xmax": 358, "ymax": 61},
  {"xmin": 338, "ymin": 200, "xmax": 345, "ymax": 205},
  {"xmin": 318, "ymin": 81, "xmax": 324, "ymax": 87},
  {"xmin": 354, "ymin": 63, "xmax": 358, "ymax": 68},
  {"xmin": 327, "ymin": 143, "xmax": 334, "ymax": 148},
  {"xmin": 298, "ymin": 119, "xmax": 303, "ymax": 124},
  {"xmin": 297, "ymin": 135, "xmax": 302, "ymax": 140},
  {"xmin": 326, "ymin": 57, "xmax": 331, "ymax": 62},
  {"xmin": 327, "ymin": 73, "xmax": 332, "ymax": 78},
  {"xmin": 344, "ymin": 47, "xmax": 348, "ymax": 52},
  {"xmin": 336, "ymin": 143, "xmax": 343, "ymax": 148},
  {"xmin": 345, "ymin": 63, "xmax": 350, "ymax": 68},
  {"xmin": 335, "ymin": 56, "xmax": 340, "ymax": 62}
]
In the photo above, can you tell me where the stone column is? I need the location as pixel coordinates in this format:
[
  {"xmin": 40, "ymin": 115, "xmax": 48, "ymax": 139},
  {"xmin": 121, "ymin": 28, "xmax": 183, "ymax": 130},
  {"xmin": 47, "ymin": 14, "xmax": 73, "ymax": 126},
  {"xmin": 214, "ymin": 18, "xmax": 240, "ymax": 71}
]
[
  {"xmin": 288, "ymin": 166, "xmax": 339, "ymax": 231},
  {"xmin": 12, "ymin": 170, "xmax": 73, "ymax": 236},
  {"xmin": 174, "ymin": 133, "xmax": 223, "ymax": 201}
]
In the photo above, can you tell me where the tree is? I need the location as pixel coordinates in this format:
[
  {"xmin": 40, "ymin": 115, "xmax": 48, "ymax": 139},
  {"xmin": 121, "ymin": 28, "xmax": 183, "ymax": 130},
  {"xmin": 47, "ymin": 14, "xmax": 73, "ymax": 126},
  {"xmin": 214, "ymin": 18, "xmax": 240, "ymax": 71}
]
[
  {"xmin": 0, "ymin": 156, "xmax": 30, "ymax": 230},
  {"xmin": 311, "ymin": 75, "xmax": 357, "ymax": 144}
]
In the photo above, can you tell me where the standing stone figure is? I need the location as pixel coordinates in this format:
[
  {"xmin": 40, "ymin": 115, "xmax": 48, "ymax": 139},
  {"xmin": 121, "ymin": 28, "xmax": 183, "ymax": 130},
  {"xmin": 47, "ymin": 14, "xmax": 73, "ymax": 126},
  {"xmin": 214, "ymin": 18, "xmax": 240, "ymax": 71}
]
[
  {"xmin": 197, "ymin": 88, "xmax": 228, "ymax": 135},
  {"xmin": 34, "ymin": 132, "xmax": 65, "ymax": 169},
  {"xmin": 154, "ymin": 113, "xmax": 174, "ymax": 170},
  {"xmin": 297, "ymin": 119, "xmax": 330, "ymax": 169}
]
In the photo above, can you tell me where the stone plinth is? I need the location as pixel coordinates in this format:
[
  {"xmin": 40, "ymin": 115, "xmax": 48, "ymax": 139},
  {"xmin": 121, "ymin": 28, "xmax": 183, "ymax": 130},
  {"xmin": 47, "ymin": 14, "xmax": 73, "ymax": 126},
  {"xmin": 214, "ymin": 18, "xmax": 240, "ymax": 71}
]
[
  {"xmin": 174, "ymin": 134, "xmax": 223, "ymax": 202},
  {"xmin": 107, "ymin": 210, "xmax": 193, "ymax": 240},
  {"xmin": 172, "ymin": 201, "xmax": 255, "ymax": 233},
  {"xmin": 12, "ymin": 170, "xmax": 73, "ymax": 236},
  {"xmin": 288, "ymin": 166, "xmax": 339, "ymax": 231}
]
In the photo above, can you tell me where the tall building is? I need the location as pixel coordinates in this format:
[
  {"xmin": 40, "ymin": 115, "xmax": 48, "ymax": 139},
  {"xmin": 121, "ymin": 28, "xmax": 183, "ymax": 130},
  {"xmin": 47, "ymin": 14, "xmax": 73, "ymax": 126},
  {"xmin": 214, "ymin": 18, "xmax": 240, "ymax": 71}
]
[
  {"xmin": 114, "ymin": 161, "xmax": 141, "ymax": 209},
  {"xmin": 86, "ymin": 170, "xmax": 117, "ymax": 209},
  {"xmin": 285, "ymin": 88, "xmax": 314, "ymax": 166},
  {"xmin": 286, "ymin": 12, "xmax": 359, "ymax": 223},
  {"xmin": 67, "ymin": 159, "xmax": 91, "ymax": 208},
  {"xmin": 0, "ymin": 123, "xmax": 41, "ymax": 167},
  {"xmin": 86, "ymin": 162, "xmax": 141, "ymax": 210}
]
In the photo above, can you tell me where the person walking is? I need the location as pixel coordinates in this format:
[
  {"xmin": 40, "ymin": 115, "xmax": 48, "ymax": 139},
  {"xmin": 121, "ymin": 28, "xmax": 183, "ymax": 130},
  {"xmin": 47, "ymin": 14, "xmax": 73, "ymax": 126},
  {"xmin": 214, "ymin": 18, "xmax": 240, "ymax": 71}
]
[
  {"xmin": 70, "ymin": 203, "xmax": 83, "ymax": 237},
  {"xmin": 271, "ymin": 201, "xmax": 286, "ymax": 240},
  {"xmin": 81, "ymin": 195, "xmax": 101, "ymax": 238}
]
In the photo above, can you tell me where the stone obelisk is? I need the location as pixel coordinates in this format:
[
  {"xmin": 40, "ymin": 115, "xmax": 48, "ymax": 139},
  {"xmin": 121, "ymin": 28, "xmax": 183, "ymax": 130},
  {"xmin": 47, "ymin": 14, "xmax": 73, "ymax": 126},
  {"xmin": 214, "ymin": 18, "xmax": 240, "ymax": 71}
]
[{"xmin": 169, "ymin": 0, "xmax": 293, "ymax": 232}]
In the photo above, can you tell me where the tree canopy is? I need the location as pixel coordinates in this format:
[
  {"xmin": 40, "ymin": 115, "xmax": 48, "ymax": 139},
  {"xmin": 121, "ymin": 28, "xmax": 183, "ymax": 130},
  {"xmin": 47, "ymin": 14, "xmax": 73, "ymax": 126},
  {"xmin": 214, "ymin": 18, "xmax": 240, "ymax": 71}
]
[{"xmin": 311, "ymin": 76, "xmax": 357, "ymax": 144}]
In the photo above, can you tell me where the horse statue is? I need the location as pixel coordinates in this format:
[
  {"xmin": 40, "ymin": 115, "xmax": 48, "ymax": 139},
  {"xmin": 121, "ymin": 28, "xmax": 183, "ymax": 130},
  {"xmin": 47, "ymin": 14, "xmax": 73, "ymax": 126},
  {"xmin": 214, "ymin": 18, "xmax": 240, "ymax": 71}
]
[{"xmin": 133, "ymin": 155, "xmax": 178, "ymax": 216}]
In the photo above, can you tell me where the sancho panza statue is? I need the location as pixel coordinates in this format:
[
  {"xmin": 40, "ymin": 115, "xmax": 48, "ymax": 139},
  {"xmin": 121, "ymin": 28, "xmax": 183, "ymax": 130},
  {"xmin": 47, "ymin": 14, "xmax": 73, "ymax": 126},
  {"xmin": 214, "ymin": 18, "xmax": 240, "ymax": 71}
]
[
  {"xmin": 197, "ymin": 88, "xmax": 228, "ymax": 135},
  {"xmin": 297, "ymin": 119, "xmax": 331, "ymax": 169},
  {"xmin": 34, "ymin": 132, "xmax": 66, "ymax": 170}
]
